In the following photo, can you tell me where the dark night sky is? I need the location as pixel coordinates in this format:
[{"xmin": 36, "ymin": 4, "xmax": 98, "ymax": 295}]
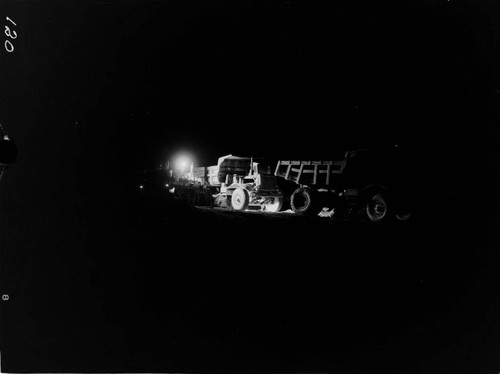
[{"xmin": 2, "ymin": 0, "xmax": 500, "ymax": 174}]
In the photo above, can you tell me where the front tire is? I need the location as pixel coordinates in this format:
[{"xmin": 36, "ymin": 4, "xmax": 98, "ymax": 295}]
[{"xmin": 231, "ymin": 188, "xmax": 250, "ymax": 211}]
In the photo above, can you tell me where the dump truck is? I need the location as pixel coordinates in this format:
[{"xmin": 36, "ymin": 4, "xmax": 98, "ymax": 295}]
[{"xmin": 274, "ymin": 146, "xmax": 412, "ymax": 222}]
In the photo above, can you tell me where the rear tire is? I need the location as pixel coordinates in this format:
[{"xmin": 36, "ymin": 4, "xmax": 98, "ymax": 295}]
[
  {"xmin": 365, "ymin": 191, "xmax": 392, "ymax": 223},
  {"xmin": 396, "ymin": 212, "xmax": 412, "ymax": 221},
  {"xmin": 290, "ymin": 187, "xmax": 322, "ymax": 215},
  {"xmin": 231, "ymin": 188, "xmax": 250, "ymax": 211}
]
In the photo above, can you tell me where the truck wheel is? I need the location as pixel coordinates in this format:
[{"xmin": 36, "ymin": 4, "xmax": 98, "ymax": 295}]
[
  {"xmin": 290, "ymin": 187, "xmax": 322, "ymax": 215},
  {"xmin": 396, "ymin": 212, "xmax": 412, "ymax": 221},
  {"xmin": 214, "ymin": 194, "xmax": 229, "ymax": 208},
  {"xmin": 263, "ymin": 197, "xmax": 283, "ymax": 213},
  {"xmin": 365, "ymin": 192, "xmax": 391, "ymax": 223},
  {"xmin": 231, "ymin": 188, "xmax": 250, "ymax": 211}
]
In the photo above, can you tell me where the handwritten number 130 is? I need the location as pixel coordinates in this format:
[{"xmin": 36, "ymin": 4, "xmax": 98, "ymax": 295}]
[{"xmin": 5, "ymin": 16, "xmax": 17, "ymax": 53}]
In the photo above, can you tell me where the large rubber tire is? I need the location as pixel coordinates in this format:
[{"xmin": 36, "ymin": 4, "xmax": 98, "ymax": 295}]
[
  {"xmin": 263, "ymin": 197, "xmax": 283, "ymax": 213},
  {"xmin": 290, "ymin": 187, "xmax": 323, "ymax": 215},
  {"xmin": 214, "ymin": 194, "xmax": 229, "ymax": 208},
  {"xmin": 395, "ymin": 212, "xmax": 412, "ymax": 221},
  {"xmin": 231, "ymin": 188, "xmax": 250, "ymax": 211},
  {"xmin": 365, "ymin": 191, "xmax": 392, "ymax": 223}
]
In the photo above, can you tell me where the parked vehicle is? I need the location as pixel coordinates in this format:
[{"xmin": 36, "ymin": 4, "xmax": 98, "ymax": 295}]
[
  {"xmin": 142, "ymin": 144, "xmax": 454, "ymax": 223},
  {"xmin": 274, "ymin": 146, "xmax": 413, "ymax": 222},
  {"xmin": 192, "ymin": 155, "xmax": 284, "ymax": 212}
]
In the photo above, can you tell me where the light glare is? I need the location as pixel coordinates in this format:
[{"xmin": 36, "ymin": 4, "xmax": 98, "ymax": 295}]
[{"xmin": 175, "ymin": 156, "xmax": 191, "ymax": 171}]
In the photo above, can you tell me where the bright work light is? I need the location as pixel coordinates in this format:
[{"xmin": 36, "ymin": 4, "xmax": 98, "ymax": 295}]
[{"xmin": 175, "ymin": 156, "xmax": 191, "ymax": 172}]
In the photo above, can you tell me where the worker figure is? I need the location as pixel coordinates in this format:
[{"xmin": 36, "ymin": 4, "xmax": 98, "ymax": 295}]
[{"xmin": 0, "ymin": 124, "xmax": 18, "ymax": 181}]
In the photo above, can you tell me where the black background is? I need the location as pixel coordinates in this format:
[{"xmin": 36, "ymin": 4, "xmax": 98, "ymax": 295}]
[{"xmin": 0, "ymin": 1, "xmax": 499, "ymax": 372}]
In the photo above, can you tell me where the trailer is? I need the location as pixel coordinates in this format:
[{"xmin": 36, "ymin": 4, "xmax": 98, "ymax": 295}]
[{"xmin": 274, "ymin": 147, "xmax": 412, "ymax": 222}]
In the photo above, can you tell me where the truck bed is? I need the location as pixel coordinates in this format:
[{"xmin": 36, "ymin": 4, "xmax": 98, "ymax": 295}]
[{"xmin": 274, "ymin": 159, "xmax": 347, "ymax": 187}]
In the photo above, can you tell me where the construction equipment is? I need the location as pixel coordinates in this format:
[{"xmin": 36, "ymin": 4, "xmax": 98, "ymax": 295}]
[
  {"xmin": 138, "ymin": 154, "xmax": 283, "ymax": 211},
  {"xmin": 140, "ymin": 146, "xmax": 414, "ymax": 221},
  {"xmin": 138, "ymin": 160, "xmax": 216, "ymax": 207},
  {"xmin": 275, "ymin": 147, "xmax": 412, "ymax": 222},
  {"xmin": 191, "ymin": 155, "xmax": 284, "ymax": 212}
]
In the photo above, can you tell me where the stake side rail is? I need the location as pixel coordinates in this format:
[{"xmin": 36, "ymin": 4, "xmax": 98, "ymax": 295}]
[{"xmin": 275, "ymin": 160, "xmax": 347, "ymax": 187}]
